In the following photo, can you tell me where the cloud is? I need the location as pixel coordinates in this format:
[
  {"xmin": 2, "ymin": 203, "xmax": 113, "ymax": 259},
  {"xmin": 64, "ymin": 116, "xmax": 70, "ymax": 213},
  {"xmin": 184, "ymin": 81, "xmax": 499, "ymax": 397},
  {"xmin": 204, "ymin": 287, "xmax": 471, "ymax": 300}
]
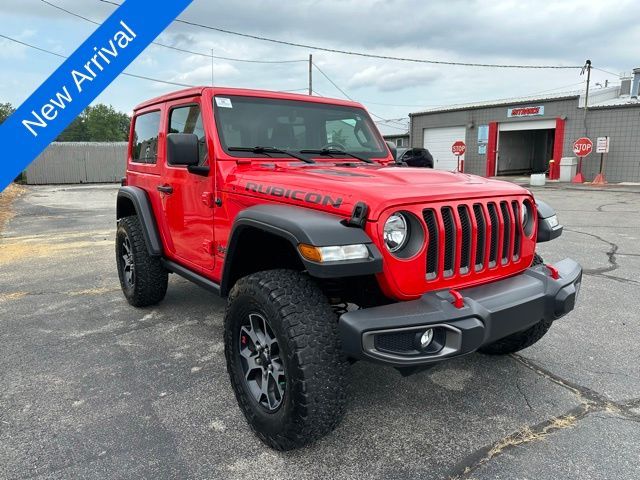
[
  {"xmin": 347, "ymin": 65, "xmax": 440, "ymax": 92},
  {"xmin": 169, "ymin": 63, "xmax": 239, "ymax": 86},
  {"xmin": 0, "ymin": 0, "xmax": 635, "ymax": 118}
]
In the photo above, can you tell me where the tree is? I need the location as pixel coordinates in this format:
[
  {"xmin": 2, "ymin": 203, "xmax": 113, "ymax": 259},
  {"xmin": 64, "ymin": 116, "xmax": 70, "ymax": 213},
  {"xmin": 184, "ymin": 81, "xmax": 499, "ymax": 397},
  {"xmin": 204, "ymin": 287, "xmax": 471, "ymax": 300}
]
[
  {"xmin": 56, "ymin": 116, "xmax": 87, "ymax": 141},
  {"xmin": 56, "ymin": 104, "xmax": 130, "ymax": 142},
  {"xmin": 0, "ymin": 103, "xmax": 15, "ymax": 124},
  {"xmin": 84, "ymin": 104, "xmax": 130, "ymax": 142}
]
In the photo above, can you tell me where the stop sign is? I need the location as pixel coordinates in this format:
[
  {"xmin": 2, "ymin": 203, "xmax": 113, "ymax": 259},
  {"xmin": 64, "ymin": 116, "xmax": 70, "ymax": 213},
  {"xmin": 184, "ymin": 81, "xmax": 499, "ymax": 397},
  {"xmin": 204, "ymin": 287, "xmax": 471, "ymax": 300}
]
[
  {"xmin": 452, "ymin": 141, "xmax": 466, "ymax": 156},
  {"xmin": 573, "ymin": 137, "xmax": 593, "ymax": 157}
]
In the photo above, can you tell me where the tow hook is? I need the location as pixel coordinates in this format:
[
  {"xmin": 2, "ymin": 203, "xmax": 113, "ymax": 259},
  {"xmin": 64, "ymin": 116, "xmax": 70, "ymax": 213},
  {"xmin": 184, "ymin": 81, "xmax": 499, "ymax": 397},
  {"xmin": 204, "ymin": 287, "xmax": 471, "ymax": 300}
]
[
  {"xmin": 449, "ymin": 289, "xmax": 465, "ymax": 309},
  {"xmin": 545, "ymin": 264, "xmax": 560, "ymax": 279}
]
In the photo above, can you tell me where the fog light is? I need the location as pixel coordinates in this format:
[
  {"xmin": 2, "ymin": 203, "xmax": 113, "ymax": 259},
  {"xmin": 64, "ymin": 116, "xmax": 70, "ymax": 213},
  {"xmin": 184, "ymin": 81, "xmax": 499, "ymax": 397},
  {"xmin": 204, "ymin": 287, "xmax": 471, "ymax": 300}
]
[{"xmin": 420, "ymin": 329, "xmax": 434, "ymax": 348}]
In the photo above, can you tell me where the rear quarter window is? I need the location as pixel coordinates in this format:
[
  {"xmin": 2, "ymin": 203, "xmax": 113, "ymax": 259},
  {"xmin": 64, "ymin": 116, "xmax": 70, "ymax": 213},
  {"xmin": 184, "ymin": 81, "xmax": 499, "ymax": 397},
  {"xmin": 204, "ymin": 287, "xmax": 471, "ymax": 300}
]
[{"xmin": 132, "ymin": 111, "xmax": 160, "ymax": 163}]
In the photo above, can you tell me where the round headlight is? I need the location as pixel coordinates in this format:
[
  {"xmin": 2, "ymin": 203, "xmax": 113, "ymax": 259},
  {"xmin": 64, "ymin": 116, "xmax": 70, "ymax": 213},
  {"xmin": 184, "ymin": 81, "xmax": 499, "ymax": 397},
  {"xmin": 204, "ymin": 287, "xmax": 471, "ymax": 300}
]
[
  {"xmin": 384, "ymin": 213, "xmax": 408, "ymax": 253},
  {"xmin": 521, "ymin": 204, "xmax": 528, "ymax": 228}
]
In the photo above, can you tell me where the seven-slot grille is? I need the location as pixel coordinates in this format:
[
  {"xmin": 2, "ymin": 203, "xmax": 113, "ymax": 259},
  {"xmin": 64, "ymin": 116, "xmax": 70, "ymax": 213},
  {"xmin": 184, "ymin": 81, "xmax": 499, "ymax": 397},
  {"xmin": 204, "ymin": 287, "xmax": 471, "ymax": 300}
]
[{"xmin": 422, "ymin": 200, "xmax": 524, "ymax": 280}]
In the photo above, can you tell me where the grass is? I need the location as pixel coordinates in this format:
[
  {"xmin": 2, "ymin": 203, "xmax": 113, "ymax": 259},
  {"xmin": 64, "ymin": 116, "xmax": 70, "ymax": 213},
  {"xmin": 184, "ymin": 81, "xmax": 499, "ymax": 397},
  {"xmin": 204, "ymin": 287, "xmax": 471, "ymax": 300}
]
[{"xmin": 0, "ymin": 183, "xmax": 26, "ymax": 235}]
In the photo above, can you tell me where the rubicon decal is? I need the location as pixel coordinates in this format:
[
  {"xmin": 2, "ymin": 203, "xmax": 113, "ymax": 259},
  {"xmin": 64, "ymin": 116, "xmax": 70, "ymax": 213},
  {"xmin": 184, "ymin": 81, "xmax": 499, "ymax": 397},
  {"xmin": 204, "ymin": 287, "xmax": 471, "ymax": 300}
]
[{"xmin": 245, "ymin": 182, "xmax": 343, "ymax": 208}]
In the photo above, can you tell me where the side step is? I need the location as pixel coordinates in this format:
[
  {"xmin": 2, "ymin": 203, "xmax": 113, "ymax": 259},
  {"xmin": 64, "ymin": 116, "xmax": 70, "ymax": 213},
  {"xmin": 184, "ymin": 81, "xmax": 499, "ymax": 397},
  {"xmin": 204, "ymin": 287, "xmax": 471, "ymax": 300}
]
[{"xmin": 161, "ymin": 259, "xmax": 222, "ymax": 295}]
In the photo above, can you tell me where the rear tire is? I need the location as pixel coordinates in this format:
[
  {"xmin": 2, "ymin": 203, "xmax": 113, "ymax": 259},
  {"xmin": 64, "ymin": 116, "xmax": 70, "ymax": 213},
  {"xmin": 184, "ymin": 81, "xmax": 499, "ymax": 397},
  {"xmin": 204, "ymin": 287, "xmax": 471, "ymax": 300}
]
[
  {"xmin": 224, "ymin": 269, "xmax": 348, "ymax": 450},
  {"xmin": 479, "ymin": 252, "xmax": 551, "ymax": 355},
  {"xmin": 116, "ymin": 215, "xmax": 168, "ymax": 307}
]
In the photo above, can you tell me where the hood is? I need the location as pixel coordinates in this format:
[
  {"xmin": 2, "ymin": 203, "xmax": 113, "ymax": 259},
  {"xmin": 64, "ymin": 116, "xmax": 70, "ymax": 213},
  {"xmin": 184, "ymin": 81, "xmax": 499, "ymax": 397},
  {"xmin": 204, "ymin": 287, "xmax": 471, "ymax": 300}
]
[{"xmin": 227, "ymin": 162, "xmax": 530, "ymax": 221}]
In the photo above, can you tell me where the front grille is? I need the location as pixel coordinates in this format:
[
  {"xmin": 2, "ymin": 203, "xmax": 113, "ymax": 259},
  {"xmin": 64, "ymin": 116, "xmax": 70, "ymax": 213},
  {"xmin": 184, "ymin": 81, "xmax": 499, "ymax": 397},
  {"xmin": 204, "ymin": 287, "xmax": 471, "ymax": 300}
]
[
  {"xmin": 458, "ymin": 205, "xmax": 472, "ymax": 274},
  {"xmin": 500, "ymin": 201, "xmax": 512, "ymax": 264},
  {"xmin": 472, "ymin": 204, "xmax": 486, "ymax": 271},
  {"xmin": 423, "ymin": 199, "xmax": 525, "ymax": 281},
  {"xmin": 441, "ymin": 207, "xmax": 456, "ymax": 277},
  {"xmin": 511, "ymin": 201, "xmax": 522, "ymax": 260},
  {"xmin": 487, "ymin": 203, "xmax": 499, "ymax": 267},
  {"xmin": 423, "ymin": 209, "xmax": 439, "ymax": 280}
]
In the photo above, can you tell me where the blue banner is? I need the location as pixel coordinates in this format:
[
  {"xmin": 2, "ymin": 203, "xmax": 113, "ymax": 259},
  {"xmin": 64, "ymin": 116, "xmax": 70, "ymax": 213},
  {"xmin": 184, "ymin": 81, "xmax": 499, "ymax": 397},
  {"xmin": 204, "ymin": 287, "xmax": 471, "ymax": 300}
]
[{"xmin": 0, "ymin": 0, "xmax": 193, "ymax": 191}]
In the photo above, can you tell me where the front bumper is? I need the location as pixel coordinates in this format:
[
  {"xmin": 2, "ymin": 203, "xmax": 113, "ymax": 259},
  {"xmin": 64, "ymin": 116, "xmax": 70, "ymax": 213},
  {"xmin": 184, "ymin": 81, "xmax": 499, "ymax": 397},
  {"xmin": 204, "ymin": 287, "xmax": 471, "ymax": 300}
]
[{"xmin": 339, "ymin": 258, "xmax": 582, "ymax": 367}]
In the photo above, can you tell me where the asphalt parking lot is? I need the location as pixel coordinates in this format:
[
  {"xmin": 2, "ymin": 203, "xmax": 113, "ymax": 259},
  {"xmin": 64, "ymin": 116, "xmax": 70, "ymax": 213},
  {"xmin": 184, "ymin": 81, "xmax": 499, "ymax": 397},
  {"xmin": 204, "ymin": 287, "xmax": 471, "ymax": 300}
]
[{"xmin": 1, "ymin": 183, "xmax": 639, "ymax": 479}]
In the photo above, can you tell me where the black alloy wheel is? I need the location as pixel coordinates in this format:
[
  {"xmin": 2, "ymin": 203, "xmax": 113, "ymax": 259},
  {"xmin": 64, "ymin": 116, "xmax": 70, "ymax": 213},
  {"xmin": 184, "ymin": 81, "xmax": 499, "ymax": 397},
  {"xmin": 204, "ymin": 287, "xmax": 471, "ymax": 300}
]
[
  {"xmin": 120, "ymin": 234, "xmax": 135, "ymax": 288},
  {"xmin": 238, "ymin": 312, "xmax": 286, "ymax": 411}
]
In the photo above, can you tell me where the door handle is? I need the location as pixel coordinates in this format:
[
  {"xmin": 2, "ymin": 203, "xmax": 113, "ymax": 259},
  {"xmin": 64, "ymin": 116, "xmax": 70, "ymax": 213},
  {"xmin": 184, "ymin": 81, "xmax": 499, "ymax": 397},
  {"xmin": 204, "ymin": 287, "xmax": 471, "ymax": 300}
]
[{"xmin": 157, "ymin": 184, "xmax": 173, "ymax": 194}]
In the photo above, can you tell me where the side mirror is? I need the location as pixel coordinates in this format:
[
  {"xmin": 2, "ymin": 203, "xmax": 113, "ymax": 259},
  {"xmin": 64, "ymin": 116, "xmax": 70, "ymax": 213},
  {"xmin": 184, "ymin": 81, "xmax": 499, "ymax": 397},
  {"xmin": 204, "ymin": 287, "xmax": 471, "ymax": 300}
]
[
  {"xmin": 167, "ymin": 133, "xmax": 199, "ymax": 167},
  {"xmin": 385, "ymin": 141, "xmax": 397, "ymax": 161}
]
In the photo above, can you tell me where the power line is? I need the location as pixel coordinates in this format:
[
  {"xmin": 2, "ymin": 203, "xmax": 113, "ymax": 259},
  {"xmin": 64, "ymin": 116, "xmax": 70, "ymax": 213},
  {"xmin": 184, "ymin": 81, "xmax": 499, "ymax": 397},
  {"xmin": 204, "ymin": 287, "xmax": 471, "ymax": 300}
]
[
  {"xmin": 0, "ymin": 34, "xmax": 317, "ymax": 94},
  {"xmin": 97, "ymin": 0, "xmax": 581, "ymax": 70},
  {"xmin": 312, "ymin": 63, "xmax": 353, "ymax": 100},
  {"xmin": 312, "ymin": 62, "xmax": 409, "ymax": 125},
  {"xmin": 0, "ymin": 33, "xmax": 196, "ymax": 87},
  {"xmin": 358, "ymin": 100, "xmax": 444, "ymax": 108},
  {"xmin": 373, "ymin": 121, "xmax": 409, "ymax": 132},
  {"xmin": 40, "ymin": 0, "xmax": 306, "ymax": 65},
  {"xmin": 592, "ymin": 66, "xmax": 621, "ymax": 77},
  {"xmin": 524, "ymin": 81, "xmax": 586, "ymax": 96}
]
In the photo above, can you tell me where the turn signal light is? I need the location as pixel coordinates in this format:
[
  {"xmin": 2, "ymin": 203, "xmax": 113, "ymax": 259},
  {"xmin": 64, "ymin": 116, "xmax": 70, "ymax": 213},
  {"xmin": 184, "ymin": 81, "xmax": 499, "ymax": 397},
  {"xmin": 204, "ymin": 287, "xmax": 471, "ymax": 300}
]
[
  {"xmin": 298, "ymin": 244, "xmax": 323, "ymax": 262},
  {"xmin": 297, "ymin": 243, "xmax": 369, "ymax": 263}
]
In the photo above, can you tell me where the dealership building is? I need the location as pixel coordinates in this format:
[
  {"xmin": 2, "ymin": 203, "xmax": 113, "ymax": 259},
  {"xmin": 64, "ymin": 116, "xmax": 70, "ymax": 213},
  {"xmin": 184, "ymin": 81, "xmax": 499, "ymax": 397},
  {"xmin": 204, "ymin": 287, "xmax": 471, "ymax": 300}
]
[{"xmin": 409, "ymin": 70, "xmax": 640, "ymax": 182}]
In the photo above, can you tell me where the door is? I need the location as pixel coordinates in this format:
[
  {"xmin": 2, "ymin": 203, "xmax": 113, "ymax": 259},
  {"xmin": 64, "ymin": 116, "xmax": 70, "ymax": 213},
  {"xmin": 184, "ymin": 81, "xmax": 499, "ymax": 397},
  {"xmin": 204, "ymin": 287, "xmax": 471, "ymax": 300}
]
[
  {"xmin": 423, "ymin": 126, "xmax": 466, "ymax": 171},
  {"xmin": 159, "ymin": 98, "xmax": 215, "ymax": 271}
]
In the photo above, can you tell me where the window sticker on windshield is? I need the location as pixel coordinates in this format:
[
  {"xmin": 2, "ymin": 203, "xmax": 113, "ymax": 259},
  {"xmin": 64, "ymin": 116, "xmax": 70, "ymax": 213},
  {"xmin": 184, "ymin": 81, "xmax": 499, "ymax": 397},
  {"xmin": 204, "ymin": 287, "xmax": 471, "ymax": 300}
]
[{"xmin": 215, "ymin": 97, "xmax": 233, "ymax": 108}]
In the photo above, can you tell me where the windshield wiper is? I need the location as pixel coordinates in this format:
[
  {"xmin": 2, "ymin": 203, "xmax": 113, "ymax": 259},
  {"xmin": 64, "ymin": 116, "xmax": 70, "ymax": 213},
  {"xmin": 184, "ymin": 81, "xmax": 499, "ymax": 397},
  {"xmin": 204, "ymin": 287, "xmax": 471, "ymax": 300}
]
[
  {"xmin": 300, "ymin": 148, "xmax": 374, "ymax": 164},
  {"xmin": 228, "ymin": 146, "xmax": 315, "ymax": 164}
]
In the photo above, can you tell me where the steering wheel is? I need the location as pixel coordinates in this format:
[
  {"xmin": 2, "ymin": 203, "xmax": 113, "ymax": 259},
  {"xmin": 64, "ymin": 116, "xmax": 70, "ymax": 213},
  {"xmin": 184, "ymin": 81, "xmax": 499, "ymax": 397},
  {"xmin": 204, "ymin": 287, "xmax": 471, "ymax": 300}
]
[{"xmin": 321, "ymin": 142, "xmax": 347, "ymax": 151}]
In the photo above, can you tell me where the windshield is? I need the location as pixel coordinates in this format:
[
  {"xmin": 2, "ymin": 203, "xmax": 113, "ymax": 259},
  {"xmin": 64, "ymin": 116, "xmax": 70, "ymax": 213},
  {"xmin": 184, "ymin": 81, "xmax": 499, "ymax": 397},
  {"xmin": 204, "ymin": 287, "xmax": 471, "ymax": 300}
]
[{"xmin": 213, "ymin": 95, "xmax": 387, "ymax": 159}]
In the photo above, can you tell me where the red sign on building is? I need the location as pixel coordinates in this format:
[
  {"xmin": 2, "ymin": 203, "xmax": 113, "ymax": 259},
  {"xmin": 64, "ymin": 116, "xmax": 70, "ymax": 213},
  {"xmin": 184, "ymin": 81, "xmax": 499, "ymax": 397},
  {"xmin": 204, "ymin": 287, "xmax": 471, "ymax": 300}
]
[{"xmin": 507, "ymin": 105, "xmax": 544, "ymax": 117}]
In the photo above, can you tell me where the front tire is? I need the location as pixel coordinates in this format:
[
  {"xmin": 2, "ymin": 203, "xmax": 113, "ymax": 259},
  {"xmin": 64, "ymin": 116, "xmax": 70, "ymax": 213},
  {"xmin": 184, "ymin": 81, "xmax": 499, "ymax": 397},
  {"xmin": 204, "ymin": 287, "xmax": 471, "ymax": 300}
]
[
  {"xmin": 116, "ymin": 216, "xmax": 168, "ymax": 307},
  {"xmin": 224, "ymin": 269, "xmax": 348, "ymax": 450}
]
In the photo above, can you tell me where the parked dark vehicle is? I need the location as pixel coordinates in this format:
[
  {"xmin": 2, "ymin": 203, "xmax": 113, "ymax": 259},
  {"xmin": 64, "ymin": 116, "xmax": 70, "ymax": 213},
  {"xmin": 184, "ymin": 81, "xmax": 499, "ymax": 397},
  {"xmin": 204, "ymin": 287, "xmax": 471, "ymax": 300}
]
[{"xmin": 397, "ymin": 147, "xmax": 434, "ymax": 168}]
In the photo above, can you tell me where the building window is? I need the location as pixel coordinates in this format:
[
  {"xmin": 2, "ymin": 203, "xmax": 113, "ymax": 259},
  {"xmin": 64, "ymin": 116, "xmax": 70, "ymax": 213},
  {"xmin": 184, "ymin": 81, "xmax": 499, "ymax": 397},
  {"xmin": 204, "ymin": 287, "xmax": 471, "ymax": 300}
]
[{"xmin": 396, "ymin": 138, "xmax": 404, "ymax": 147}]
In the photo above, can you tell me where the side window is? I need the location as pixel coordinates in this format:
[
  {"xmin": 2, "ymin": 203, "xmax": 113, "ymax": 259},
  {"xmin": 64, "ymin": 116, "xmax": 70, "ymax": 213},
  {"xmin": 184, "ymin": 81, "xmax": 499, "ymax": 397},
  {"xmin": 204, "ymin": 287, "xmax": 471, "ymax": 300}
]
[
  {"xmin": 133, "ymin": 111, "xmax": 160, "ymax": 164},
  {"xmin": 169, "ymin": 104, "xmax": 208, "ymax": 165}
]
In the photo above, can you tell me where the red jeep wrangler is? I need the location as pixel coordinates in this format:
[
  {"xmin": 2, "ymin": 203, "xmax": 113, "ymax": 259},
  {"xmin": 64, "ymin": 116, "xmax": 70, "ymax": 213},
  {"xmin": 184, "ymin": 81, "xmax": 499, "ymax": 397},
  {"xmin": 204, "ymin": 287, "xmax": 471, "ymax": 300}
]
[{"xmin": 116, "ymin": 87, "xmax": 582, "ymax": 450}]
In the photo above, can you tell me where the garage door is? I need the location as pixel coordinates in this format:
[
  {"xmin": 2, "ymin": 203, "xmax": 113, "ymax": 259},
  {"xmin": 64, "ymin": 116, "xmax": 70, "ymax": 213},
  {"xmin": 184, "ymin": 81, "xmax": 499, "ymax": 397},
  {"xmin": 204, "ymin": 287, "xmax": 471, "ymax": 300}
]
[{"xmin": 423, "ymin": 126, "xmax": 466, "ymax": 171}]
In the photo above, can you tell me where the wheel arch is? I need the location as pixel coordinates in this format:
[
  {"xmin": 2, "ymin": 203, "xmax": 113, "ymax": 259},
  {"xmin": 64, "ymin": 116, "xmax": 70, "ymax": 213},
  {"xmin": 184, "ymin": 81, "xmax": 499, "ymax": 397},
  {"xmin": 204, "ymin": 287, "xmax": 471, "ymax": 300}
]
[
  {"xmin": 220, "ymin": 205, "xmax": 383, "ymax": 296},
  {"xmin": 116, "ymin": 186, "xmax": 163, "ymax": 256}
]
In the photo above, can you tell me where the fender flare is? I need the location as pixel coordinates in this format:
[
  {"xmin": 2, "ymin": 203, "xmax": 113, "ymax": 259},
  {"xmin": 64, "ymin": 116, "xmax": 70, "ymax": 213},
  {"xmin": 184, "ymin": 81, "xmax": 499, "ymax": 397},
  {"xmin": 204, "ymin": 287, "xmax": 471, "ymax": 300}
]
[
  {"xmin": 536, "ymin": 199, "xmax": 563, "ymax": 243},
  {"xmin": 116, "ymin": 186, "xmax": 163, "ymax": 255},
  {"xmin": 221, "ymin": 204, "xmax": 383, "ymax": 296}
]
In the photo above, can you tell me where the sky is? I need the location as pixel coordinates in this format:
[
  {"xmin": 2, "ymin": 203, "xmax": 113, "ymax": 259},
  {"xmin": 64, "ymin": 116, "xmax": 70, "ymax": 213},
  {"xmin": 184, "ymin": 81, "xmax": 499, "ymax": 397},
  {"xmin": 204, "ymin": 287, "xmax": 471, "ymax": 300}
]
[{"xmin": 0, "ymin": 0, "xmax": 636, "ymax": 134}]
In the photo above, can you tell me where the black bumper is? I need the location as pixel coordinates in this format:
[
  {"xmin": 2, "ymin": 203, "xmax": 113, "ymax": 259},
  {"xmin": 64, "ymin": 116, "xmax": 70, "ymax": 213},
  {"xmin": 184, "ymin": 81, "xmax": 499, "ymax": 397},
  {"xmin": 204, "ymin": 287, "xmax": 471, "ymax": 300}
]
[{"xmin": 339, "ymin": 258, "xmax": 582, "ymax": 367}]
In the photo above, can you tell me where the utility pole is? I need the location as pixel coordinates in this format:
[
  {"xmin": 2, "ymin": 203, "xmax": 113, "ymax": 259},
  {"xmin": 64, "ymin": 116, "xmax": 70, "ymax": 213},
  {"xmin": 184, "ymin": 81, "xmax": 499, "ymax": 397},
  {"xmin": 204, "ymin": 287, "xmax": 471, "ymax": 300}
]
[
  {"xmin": 583, "ymin": 59, "xmax": 592, "ymax": 111},
  {"xmin": 211, "ymin": 48, "xmax": 215, "ymax": 86},
  {"xmin": 581, "ymin": 59, "xmax": 591, "ymax": 135},
  {"xmin": 308, "ymin": 54, "xmax": 312, "ymax": 95}
]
